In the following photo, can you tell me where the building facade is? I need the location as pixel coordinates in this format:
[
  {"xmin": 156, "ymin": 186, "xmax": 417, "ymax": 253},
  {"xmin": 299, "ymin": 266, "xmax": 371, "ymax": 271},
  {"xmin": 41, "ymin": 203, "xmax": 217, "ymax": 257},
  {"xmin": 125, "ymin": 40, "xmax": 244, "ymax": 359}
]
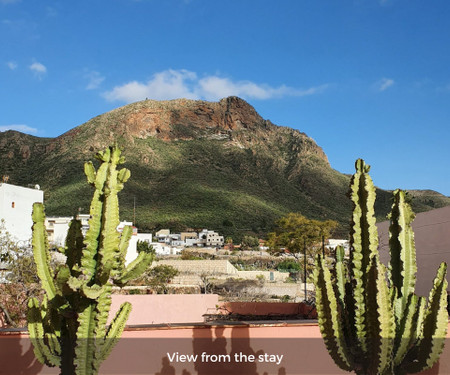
[{"xmin": 0, "ymin": 183, "xmax": 44, "ymax": 243}]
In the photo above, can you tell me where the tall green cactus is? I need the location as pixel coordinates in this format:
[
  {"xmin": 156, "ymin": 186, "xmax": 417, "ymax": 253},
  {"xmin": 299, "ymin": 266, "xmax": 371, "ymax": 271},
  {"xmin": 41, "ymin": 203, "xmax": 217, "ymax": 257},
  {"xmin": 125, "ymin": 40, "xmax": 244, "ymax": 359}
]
[
  {"xmin": 313, "ymin": 159, "xmax": 448, "ymax": 375},
  {"xmin": 27, "ymin": 146, "xmax": 154, "ymax": 375}
]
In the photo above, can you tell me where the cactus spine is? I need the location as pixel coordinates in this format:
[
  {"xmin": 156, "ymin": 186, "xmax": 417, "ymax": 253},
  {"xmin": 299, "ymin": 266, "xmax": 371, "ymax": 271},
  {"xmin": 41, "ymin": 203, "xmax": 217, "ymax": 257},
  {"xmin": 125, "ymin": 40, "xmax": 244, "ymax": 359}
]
[
  {"xmin": 27, "ymin": 146, "xmax": 154, "ymax": 375},
  {"xmin": 313, "ymin": 159, "xmax": 448, "ymax": 375}
]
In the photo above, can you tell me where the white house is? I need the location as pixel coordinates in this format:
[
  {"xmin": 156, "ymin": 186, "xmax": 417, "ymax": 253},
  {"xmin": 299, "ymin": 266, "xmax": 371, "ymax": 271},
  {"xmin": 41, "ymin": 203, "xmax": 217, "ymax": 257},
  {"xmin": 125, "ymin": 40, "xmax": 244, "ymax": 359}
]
[
  {"xmin": 45, "ymin": 214, "xmax": 90, "ymax": 248},
  {"xmin": 125, "ymin": 232, "xmax": 153, "ymax": 265},
  {"xmin": 197, "ymin": 229, "xmax": 224, "ymax": 247},
  {"xmin": 0, "ymin": 183, "xmax": 43, "ymax": 243},
  {"xmin": 327, "ymin": 239, "xmax": 350, "ymax": 256},
  {"xmin": 149, "ymin": 242, "xmax": 183, "ymax": 256}
]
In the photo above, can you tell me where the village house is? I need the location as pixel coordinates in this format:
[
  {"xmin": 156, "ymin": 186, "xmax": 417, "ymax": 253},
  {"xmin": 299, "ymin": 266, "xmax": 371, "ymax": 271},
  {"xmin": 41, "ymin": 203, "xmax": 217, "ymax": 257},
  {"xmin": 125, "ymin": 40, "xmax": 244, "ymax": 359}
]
[{"xmin": 0, "ymin": 182, "xmax": 43, "ymax": 244}]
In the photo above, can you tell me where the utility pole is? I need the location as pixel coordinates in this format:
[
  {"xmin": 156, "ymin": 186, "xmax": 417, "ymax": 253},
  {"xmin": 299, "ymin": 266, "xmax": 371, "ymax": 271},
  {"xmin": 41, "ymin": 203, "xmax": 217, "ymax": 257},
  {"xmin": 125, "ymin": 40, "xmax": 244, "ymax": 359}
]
[
  {"xmin": 304, "ymin": 238, "xmax": 307, "ymax": 301},
  {"xmin": 133, "ymin": 196, "xmax": 136, "ymax": 226},
  {"xmin": 322, "ymin": 235, "xmax": 325, "ymax": 257}
]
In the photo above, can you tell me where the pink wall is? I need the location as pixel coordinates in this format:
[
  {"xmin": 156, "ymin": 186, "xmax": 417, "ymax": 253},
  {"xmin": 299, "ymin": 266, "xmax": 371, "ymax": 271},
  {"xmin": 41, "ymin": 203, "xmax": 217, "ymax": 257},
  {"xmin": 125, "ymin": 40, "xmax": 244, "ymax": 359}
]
[
  {"xmin": 1, "ymin": 322, "xmax": 447, "ymax": 375},
  {"xmin": 0, "ymin": 295, "xmax": 446, "ymax": 374},
  {"xmin": 109, "ymin": 294, "xmax": 219, "ymax": 325}
]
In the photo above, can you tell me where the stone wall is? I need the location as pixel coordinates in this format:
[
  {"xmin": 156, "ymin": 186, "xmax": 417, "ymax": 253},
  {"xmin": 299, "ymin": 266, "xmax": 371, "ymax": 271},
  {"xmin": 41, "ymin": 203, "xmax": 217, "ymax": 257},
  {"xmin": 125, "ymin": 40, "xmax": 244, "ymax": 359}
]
[
  {"xmin": 236, "ymin": 270, "xmax": 288, "ymax": 282},
  {"xmin": 154, "ymin": 259, "xmax": 238, "ymax": 275}
]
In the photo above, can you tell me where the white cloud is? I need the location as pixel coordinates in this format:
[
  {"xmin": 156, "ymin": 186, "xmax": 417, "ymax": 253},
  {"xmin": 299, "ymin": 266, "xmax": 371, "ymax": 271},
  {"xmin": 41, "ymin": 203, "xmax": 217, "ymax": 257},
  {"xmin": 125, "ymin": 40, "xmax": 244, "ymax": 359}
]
[
  {"xmin": 0, "ymin": 124, "xmax": 37, "ymax": 134},
  {"xmin": 197, "ymin": 76, "xmax": 328, "ymax": 101},
  {"xmin": 104, "ymin": 69, "xmax": 199, "ymax": 102},
  {"xmin": 6, "ymin": 61, "xmax": 17, "ymax": 70},
  {"xmin": 29, "ymin": 61, "xmax": 47, "ymax": 79},
  {"xmin": 376, "ymin": 77, "xmax": 395, "ymax": 92},
  {"xmin": 103, "ymin": 69, "xmax": 328, "ymax": 103},
  {"xmin": 85, "ymin": 70, "xmax": 105, "ymax": 90}
]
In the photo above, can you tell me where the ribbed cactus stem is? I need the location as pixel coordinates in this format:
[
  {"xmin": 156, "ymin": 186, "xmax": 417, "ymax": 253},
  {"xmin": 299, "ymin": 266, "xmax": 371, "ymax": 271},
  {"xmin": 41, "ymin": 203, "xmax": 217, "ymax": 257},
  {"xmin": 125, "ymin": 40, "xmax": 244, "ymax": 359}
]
[
  {"xmin": 28, "ymin": 145, "xmax": 154, "ymax": 375},
  {"xmin": 314, "ymin": 159, "xmax": 448, "ymax": 375},
  {"xmin": 389, "ymin": 189, "xmax": 417, "ymax": 316}
]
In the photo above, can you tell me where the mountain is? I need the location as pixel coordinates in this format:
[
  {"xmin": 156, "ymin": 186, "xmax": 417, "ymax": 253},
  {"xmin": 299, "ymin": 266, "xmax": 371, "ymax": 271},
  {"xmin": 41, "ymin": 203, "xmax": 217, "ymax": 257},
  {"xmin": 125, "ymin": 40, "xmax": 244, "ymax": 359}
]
[{"xmin": 1, "ymin": 96, "xmax": 449, "ymax": 239}]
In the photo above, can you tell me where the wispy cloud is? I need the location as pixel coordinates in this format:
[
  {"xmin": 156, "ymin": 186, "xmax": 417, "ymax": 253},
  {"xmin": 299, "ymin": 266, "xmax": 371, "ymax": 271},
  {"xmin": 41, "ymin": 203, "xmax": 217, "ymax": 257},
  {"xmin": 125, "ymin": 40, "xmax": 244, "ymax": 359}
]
[
  {"xmin": 198, "ymin": 76, "xmax": 328, "ymax": 101},
  {"xmin": 0, "ymin": 124, "xmax": 37, "ymax": 134},
  {"xmin": 103, "ymin": 69, "xmax": 329, "ymax": 103},
  {"xmin": 85, "ymin": 70, "xmax": 105, "ymax": 90},
  {"xmin": 29, "ymin": 61, "xmax": 47, "ymax": 79},
  {"xmin": 375, "ymin": 77, "xmax": 395, "ymax": 92},
  {"xmin": 6, "ymin": 61, "xmax": 17, "ymax": 70}
]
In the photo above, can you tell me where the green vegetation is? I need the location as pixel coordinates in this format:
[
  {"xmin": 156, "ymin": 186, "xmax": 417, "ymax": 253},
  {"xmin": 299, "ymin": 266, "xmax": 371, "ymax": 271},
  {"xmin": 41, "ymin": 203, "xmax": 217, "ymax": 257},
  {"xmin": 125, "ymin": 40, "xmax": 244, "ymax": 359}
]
[
  {"xmin": 276, "ymin": 259, "xmax": 302, "ymax": 271},
  {"xmin": 266, "ymin": 213, "xmax": 337, "ymax": 263},
  {"xmin": 0, "ymin": 99, "xmax": 449, "ymax": 240},
  {"xmin": 240, "ymin": 235, "xmax": 260, "ymax": 250},
  {"xmin": 136, "ymin": 240, "xmax": 155, "ymax": 254},
  {"xmin": 313, "ymin": 159, "xmax": 448, "ymax": 375},
  {"xmin": 27, "ymin": 146, "xmax": 154, "ymax": 375},
  {"xmin": 0, "ymin": 220, "xmax": 41, "ymax": 327},
  {"xmin": 146, "ymin": 265, "xmax": 179, "ymax": 294}
]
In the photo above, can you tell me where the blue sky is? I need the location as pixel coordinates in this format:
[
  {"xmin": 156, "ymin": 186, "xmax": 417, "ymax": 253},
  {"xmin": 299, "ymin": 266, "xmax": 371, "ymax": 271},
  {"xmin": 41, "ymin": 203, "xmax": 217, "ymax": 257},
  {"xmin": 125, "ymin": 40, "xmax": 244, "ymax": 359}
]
[{"xmin": 1, "ymin": 0, "xmax": 450, "ymax": 196}]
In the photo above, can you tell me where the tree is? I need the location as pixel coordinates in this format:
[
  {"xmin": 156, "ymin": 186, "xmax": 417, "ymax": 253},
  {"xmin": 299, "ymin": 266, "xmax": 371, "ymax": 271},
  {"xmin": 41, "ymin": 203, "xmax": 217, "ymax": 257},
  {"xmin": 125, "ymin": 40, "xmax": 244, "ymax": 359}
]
[
  {"xmin": 0, "ymin": 219, "xmax": 18, "ymax": 264},
  {"xmin": 266, "ymin": 213, "xmax": 337, "ymax": 260},
  {"xmin": 0, "ymin": 220, "xmax": 41, "ymax": 327},
  {"xmin": 240, "ymin": 235, "xmax": 259, "ymax": 250},
  {"xmin": 148, "ymin": 265, "xmax": 179, "ymax": 294},
  {"xmin": 136, "ymin": 240, "xmax": 155, "ymax": 255}
]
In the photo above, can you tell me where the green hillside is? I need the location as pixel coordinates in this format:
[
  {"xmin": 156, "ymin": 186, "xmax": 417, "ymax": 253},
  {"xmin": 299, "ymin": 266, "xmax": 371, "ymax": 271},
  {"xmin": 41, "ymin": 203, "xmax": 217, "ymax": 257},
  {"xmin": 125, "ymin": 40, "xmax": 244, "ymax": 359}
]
[{"xmin": 0, "ymin": 97, "xmax": 448, "ymax": 240}]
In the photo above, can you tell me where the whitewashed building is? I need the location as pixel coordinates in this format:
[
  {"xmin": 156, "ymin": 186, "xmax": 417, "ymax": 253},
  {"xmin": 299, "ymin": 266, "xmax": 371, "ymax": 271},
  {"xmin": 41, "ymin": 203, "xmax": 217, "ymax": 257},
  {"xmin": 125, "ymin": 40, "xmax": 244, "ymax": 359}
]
[
  {"xmin": 45, "ymin": 214, "xmax": 90, "ymax": 247},
  {"xmin": 0, "ymin": 183, "xmax": 43, "ymax": 243},
  {"xmin": 327, "ymin": 239, "xmax": 350, "ymax": 255},
  {"xmin": 198, "ymin": 229, "xmax": 224, "ymax": 247}
]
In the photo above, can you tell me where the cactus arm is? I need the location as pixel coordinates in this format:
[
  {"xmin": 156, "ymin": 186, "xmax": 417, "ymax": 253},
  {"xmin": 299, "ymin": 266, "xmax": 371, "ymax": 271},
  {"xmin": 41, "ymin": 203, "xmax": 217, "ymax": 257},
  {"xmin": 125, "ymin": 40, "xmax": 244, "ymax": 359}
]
[
  {"xmin": 27, "ymin": 298, "xmax": 61, "ymax": 367},
  {"xmin": 45, "ymin": 332, "xmax": 61, "ymax": 357},
  {"xmin": 349, "ymin": 159, "xmax": 379, "ymax": 272},
  {"xmin": 348, "ymin": 159, "xmax": 378, "ymax": 352},
  {"xmin": 393, "ymin": 294, "xmax": 419, "ymax": 366},
  {"xmin": 118, "ymin": 225, "xmax": 133, "ymax": 264},
  {"xmin": 415, "ymin": 296, "xmax": 427, "ymax": 339},
  {"xmin": 65, "ymin": 218, "xmax": 84, "ymax": 272},
  {"xmin": 115, "ymin": 251, "xmax": 154, "ymax": 287},
  {"xmin": 313, "ymin": 255, "xmax": 353, "ymax": 371},
  {"xmin": 405, "ymin": 263, "xmax": 448, "ymax": 373},
  {"xmin": 32, "ymin": 203, "xmax": 57, "ymax": 300},
  {"xmin": 366, "ymin": 259, "xmax": 395, "ymax": 375},
  {"xmin": 74, "ymin": 303, "xmax": 98, "ymax": 375},
  {"xmin": 93, "ymin": 285, "xmax": 113, "ymax": 344},
  {"xmin": 81, "ymin": 160, "xmax": 109, "ymax": 281},
  {"xmin": 388, "ymin": 189, "xmax": 417, "ymax": 315},
  {"xmin": 99, "ymin": 302, "xmax": 132, "ymax": 362},
  {"xmin": 334, "ymin": 246, "xmax": 347, "ymax": 308},
  {"xmin": 97, "ymin": 150, "xmax": 130, "ymax": 280}
]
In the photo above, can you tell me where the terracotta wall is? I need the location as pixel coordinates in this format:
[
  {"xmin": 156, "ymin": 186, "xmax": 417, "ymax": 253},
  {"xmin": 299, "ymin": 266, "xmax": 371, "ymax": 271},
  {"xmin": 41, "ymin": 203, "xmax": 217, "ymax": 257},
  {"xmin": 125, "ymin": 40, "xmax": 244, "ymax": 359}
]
[
  {"xmin": 109, "ymin": 294, "xmax": 219, "ymax": 325},
  {"xmin": 1, "ymin": 322, "xmax": 447, "ymax": 375},
  {"xmin": 0, "ymin": 295, "xmax": 447, "ymax": 374}
]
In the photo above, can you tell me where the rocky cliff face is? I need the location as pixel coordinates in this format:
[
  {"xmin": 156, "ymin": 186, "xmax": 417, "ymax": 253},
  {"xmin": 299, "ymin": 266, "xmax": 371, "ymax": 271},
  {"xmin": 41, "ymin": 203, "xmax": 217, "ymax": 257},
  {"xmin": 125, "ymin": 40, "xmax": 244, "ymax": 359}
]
[{"xmin": 56, "ymin": 96, "xmax": 328, "ymax": 164}]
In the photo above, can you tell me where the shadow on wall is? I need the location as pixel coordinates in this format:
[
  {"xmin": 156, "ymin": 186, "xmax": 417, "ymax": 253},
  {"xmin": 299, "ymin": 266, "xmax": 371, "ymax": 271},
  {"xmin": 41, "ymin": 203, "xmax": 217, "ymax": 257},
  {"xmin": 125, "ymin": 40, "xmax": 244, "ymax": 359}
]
[{"xmin": 0, "ymin": 334, "xmax": 43, "ymax": 375}]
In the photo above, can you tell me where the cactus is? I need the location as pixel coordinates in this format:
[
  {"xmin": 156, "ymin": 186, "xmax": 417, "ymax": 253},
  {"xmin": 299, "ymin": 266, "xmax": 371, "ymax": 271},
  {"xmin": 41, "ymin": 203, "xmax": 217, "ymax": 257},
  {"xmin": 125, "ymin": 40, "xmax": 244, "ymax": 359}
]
[
  {"xmin": 27, "ymin": 146, "xmax": 154, "ymax": 375},
  {"xmin": 313, "ymin": 159, "xmax": 448, "ymax": 375}
]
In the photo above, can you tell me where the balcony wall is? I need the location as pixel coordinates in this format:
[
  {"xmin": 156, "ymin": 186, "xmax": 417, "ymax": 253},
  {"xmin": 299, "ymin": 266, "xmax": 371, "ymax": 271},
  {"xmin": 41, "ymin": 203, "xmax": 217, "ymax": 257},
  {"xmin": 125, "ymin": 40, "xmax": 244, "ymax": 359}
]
[{"xmin": 0, "ymin": 294, "xmax": 447, "ymax": 375}]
